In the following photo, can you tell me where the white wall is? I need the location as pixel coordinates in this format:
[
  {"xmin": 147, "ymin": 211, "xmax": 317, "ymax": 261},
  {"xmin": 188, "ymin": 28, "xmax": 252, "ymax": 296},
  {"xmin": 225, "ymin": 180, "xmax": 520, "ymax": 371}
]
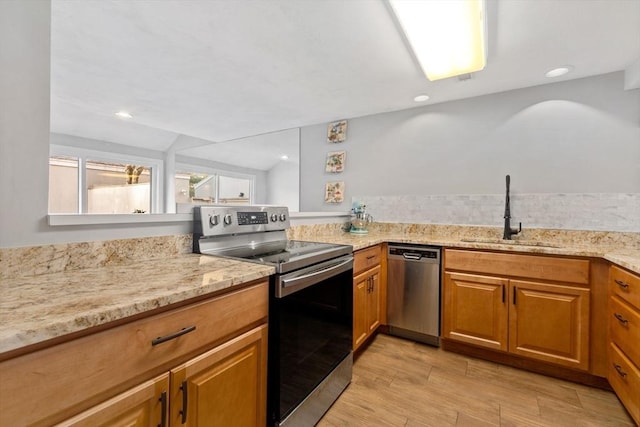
[
  {"xmin": 267, "ymin": 160, "xmax": 300, "ymax": 211},
  {"xmin": 0, "ymin": 1, "xmax": 192, "ymax": 248},
  {"xmin": 1, "ymin": 0, "xmax": 52, "ymax": 248},
  {"xmin": 300, "ymin": 73, "xmax": 640, "ymax": 215}
]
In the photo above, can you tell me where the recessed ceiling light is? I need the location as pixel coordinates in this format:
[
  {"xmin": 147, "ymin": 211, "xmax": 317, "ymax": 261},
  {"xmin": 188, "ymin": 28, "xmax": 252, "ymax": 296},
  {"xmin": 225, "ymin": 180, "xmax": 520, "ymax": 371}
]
[
  {"xmin": 280, "ymin": 155, "xmax": 289, "ymax": 160},
  {"xmin": 115, "ymin": 111, "xmax": 133, "ymax": 119},
  {"xmin": 545, "ymin": 66, "xmax": 572, "ymax": 78},
  {"xmin": 414, "ymin": 95, "xmax": 430, "ymax": 102}
]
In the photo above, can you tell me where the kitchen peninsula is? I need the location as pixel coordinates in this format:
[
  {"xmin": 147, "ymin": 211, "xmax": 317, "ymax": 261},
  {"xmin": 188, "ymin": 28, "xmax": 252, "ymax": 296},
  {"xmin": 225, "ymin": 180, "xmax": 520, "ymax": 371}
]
[{"xmin": 1, "ymin": 223, "xmax": 639, "ymax": 425}]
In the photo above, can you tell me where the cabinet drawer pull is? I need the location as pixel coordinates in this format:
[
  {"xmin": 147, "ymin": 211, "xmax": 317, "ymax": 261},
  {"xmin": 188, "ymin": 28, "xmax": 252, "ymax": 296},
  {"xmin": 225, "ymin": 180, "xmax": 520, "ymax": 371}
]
[
  {"xmin": 613, "ymin": 363, "xmax": 628, "ymax": 378},
  {"xmin": 615, "ymin": 279, "xmax": 630, "ymax": 289},
  {"xmin": 613, "ymin": 313, "xmax": 629, "ymax": 325},
  {"xmin": 151, "ymin": 326, "xmax": 196, "ymax": 346},
  {"xmin": 159, "ymin": 390, "xmax": 167, "ymax": 427},
  {"xmin": 179, "ymin": 380, "xmax": 188, "ymax": 424},
  {"xmin": 366, "ymin": 255, "xmax": 376, "ymax": 260}
]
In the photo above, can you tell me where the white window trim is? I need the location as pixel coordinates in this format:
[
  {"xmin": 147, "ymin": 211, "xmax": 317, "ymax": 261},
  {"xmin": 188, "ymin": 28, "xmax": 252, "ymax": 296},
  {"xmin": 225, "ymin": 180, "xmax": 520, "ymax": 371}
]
[
  {"xmin": 50, "ymin": 144, "xmax": 164, "ymax": 214},
  {"xmin": 175, "ymin": 162, "xmax": 256, "ymax": 205}
]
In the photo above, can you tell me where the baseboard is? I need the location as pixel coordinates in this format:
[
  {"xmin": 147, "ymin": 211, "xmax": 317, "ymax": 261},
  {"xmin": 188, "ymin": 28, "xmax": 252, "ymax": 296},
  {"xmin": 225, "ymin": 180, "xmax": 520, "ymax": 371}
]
[{"xmin": 441, "ymin": 338, "xmax": 612, "ymax": 391}]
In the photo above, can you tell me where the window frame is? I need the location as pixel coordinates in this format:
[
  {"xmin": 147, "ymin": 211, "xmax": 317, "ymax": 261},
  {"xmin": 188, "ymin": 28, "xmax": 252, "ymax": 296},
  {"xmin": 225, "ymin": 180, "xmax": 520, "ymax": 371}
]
[
  {"xmin": 49, "ymin": 144, "xmax": 164, "ymax": 214},
  {"xmin": 175, "ymin": 162, "xmax": 255, "ymax": 206}
]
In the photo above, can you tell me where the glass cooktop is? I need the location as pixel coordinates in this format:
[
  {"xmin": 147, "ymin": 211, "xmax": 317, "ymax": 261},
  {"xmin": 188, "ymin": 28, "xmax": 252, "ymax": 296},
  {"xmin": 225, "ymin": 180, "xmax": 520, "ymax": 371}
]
[{"xmin": 241, "ymin": 240, "xmax": 352, "ymax": 274}]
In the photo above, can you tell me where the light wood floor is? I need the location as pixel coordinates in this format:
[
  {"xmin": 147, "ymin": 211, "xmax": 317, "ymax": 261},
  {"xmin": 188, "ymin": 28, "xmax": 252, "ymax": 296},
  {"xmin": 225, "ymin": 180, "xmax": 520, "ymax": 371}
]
[{"xmin": 318, "ymin": 334, "xmax": 635, "ymax": 427}]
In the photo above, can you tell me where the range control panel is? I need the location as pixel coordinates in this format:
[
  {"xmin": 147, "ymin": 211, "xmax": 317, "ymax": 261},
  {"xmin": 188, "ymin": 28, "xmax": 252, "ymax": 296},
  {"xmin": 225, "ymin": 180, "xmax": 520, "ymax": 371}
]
[
  {"xmin": 194, "ymin": 205, "xmax": 290, "ymax": 237},
  {"xmin": 237, "ymin": 211, "xmax": 269, "ymax": 225}
]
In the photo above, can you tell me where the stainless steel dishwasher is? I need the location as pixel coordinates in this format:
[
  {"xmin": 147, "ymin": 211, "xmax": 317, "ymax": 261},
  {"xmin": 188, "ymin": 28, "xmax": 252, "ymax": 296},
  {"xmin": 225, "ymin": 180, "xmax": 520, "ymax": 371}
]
[{"xmin": 387, "ymin": 244, "xmax": 441, "ymax": 346}]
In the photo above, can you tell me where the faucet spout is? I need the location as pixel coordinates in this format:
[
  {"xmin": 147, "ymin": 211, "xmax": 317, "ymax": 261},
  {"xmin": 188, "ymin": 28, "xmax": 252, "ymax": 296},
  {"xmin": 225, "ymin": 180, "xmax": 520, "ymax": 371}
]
[{"xmin": 503, "ymin": 175, "xmax": 522, "ymax": 240}]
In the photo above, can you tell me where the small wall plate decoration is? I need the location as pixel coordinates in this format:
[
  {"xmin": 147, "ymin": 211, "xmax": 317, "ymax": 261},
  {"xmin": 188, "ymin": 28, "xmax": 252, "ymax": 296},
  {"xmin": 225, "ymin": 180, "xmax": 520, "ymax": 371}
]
[
  {"xmin": 327, "ymin": 120, "xmax": 347, "ymax": 143},
  {"xmin": 324, "ymin": 181, "xmax": 345, "ymax": 203},
  {"xmin": 325, "ymin": 150, "xmax": 346, "ymax": 173}
]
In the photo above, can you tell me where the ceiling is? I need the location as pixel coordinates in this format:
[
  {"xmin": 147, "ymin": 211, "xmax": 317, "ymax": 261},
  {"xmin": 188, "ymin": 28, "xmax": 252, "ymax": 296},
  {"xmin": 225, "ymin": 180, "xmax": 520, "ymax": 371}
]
[{"xmin": 50, "ymin": 0, "xmax": 640, "ymax": 158}]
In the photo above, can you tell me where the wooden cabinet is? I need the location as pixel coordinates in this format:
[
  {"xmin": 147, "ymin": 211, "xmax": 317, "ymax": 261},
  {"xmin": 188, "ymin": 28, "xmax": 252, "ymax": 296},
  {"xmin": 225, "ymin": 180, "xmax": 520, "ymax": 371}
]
[
  {"xmin": 170, "ymin": 325, "xmax": 267, "ymax": 427},
  {"xmin": 353, "ymin": 244, "xmax": 385, "ymax": 351},
  {"xmin": 443, "ymin": 250, "xmax": 591, "ymax": 371},
  {"xmin": 57, "ymin": 326, "xmax": 267, "ymax": 427},
  {"xmin": 509, "ymin": 280, "xmax": 589, "ymax": 368},
  {"xmin": 608, "ymin": 265, "xmax": 640, "ymax": 425},
  {"xmin": 54, "ymin": 374, "xmax": 169, "ymax": 427},
  {"xmin": 0, "ymin": 280, "xmax": 269, "ymax": 427},
  {"xmin": 353, "ymin": 265, "xmax": 381, "ymax": 350},
  {"xmin": 445, "ymin": 272, "xmax": 508, "ymax": 351}
]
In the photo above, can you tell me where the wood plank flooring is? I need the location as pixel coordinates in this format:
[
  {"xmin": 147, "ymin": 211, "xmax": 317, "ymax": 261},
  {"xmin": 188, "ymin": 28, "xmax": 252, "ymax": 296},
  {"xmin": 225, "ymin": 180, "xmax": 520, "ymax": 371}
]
[{"xmin": 318, "ymin": 334, "xmax": 635, "ymax": 427}]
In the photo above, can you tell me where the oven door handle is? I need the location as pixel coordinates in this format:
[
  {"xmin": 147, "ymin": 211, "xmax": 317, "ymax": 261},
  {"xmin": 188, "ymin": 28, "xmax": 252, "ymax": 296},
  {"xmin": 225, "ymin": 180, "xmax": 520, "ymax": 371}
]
[{"xmin": 277, "ymin": 256, "xmax": 353, "ymax": 298}]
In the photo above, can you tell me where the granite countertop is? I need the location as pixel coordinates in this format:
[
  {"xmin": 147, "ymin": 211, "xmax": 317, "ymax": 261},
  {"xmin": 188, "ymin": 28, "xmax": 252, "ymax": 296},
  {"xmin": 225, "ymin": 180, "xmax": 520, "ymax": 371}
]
[
  {"xmin": 2, "ymin": 230, "xmax": 638, "ymax": 357},
  {"xmin": 307, "ymin": 232, "xmax": 640, "ymax": 274},
  {"xmin": 0, "ymin": 254, "xmax": 274, "ymax": 355}
]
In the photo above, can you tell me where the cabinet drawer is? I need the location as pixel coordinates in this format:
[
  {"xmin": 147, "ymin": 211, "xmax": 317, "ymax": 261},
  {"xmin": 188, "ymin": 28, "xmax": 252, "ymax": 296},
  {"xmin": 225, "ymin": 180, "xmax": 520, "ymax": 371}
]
[
  {"xmin": 0, "ymin": 280, "xmax": 268, "ymax": 427},
  {"xmin": 608, "ymin": 342, "xmax": 640, "ymax": 425},
  {"xmin": 610, "ymin": 265, "xmax": 640, "ymax": 309},
  {"xmin": 610, "ymin": 296, "xmax": 640, "ymax": 366},
  {"xmin": 445, "ymin": 250, "xmax": 589, "ymax": 285},
  {"xmin": 354, "ymin": 245, "xmax": 381, "ymax": 275}
]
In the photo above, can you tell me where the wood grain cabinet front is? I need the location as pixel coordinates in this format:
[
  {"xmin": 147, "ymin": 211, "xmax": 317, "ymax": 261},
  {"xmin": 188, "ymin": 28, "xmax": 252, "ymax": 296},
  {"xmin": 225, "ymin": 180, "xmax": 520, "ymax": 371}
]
[
  {"xmin": 54, "ymin": 374, "xmax": 170, "ymax": 427},
  {"xmin": 608, "ymin": 266, "xmax": 640, "ymax": 425},
  {"xmin": 353, "ymin": 265, "xmax": 381, "ymax": 350},
  {"xmin": 170, "ymin": 325, "xmax": 267, "ymax": 427},
  {"xmin": 443, "ymin": 250, "xmax": 591, "ymax": 371},
  {"xmin": 0, "ymin": 280, "xmax": 269, "ymax": 427},
  {"xmin": 352, "ymin": 244, "xmax": 385, "ymax": 351}
]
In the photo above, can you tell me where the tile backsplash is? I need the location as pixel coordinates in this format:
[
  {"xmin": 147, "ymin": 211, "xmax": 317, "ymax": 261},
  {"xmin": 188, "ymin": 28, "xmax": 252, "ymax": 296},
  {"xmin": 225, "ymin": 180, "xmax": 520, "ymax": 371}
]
[{"xmin": 354, "ymin": 193, "xmax": 639, "ymax": 232}]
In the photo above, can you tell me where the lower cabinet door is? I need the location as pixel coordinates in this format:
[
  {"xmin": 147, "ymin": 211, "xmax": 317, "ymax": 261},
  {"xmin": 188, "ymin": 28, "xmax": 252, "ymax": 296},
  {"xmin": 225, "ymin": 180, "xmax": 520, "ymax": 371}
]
[
  {"xmin": 443, "ymin": 272, "xmax": 509, "ymax": 351},
  {"xmin": 353, "ymin": 270, "xmax": 370, "ymax": 350},
  {"xmin": 509, "ymin": 280, "xmax": 590, "ymax": 370},
  {"xmin": 55, "ymin": 374, "xmax": 169, "ymax": 427},
  {"xmin": 367, "ymin": 267, "xmax": 382, "ymax": 335},
  {"xmin": 170, "ymin": 324, "xmax": 267, "ymax": 427}
]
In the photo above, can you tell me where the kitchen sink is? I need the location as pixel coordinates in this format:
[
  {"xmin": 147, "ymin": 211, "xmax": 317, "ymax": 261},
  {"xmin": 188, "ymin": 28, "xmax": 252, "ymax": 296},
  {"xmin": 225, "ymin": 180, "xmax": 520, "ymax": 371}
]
[{"xmin": 459, "ymin": 238, "xmax": 562, "ymax": 248}]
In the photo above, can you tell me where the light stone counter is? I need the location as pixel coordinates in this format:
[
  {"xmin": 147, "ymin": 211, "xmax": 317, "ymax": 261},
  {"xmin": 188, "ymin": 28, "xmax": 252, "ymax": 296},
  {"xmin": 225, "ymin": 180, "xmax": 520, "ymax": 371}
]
[
  {"xmin": 288, "ymin": 223, "xmax": 640, "ymax": 274},
  {"xmin": 0, "ymin": 254, "xmax": 274, "ymax": 355},
  {"xmin": 311, "ymin": 233, "xmax": 640, "ymax": 274},
  {"xmin": 2, "ymin": 225, "xmax": 638, "ymax": 357}
]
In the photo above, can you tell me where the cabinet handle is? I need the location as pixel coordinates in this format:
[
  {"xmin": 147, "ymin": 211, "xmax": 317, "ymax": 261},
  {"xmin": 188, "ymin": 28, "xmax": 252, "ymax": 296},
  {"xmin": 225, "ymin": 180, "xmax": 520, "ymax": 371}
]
[
  {"xmin": 179, "ymin": 380, "xmax": 188, "ymax": 424},
  {"xmin": 513, "ymin": 286, "xmax": 517, "ymax": 305},
  {"xmin": 502, "ymin": 285, "xmax": 505, "ymax": 303},
  {"xmin": 615, "ymin": 279, "xmax": 630, "ymax": 289},
  {"xmin": 151, "ymin": 326, "xmax": 196, "ymax": 346},
  {"xmin": 614, "ymin": 313, "xmax": 629, "ymax": 325},
  {"xmin": 158, "ymin": 391, "xmax": 167, "ymax": 427},
  {"xmin": 613, "ymin": 364, "xmax": 628, "ymax": 378},
  {"xmin": 366, "ymin": 255, "xmax": 376, "ymax": 260}
]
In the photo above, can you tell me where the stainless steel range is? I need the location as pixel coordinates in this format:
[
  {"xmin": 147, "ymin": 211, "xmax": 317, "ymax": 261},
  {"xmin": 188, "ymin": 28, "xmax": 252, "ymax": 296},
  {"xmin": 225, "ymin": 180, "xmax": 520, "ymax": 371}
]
[{"xmin": 193, "ymin": 205, "xmax": 354, "ymax": 427}]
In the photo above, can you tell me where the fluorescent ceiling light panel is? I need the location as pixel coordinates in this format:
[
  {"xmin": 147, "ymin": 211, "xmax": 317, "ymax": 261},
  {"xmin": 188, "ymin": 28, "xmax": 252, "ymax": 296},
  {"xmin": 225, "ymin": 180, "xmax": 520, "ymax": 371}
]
[{"xmin": 389, "ymin": 0, "xmax": 487, "ymax": 81}]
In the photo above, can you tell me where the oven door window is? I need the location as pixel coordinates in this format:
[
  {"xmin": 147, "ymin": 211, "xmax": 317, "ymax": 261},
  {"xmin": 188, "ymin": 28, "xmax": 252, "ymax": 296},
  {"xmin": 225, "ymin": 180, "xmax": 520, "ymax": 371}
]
[{"xmin": 272, "ymin": 268, "xmax": 353, "ymax": 421}]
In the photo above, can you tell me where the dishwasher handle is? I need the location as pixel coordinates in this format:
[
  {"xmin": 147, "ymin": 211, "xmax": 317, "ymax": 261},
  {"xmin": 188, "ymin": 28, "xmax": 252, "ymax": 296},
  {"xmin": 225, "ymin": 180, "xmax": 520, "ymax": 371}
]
[{"xmin": 402, "ymin": 253, "xmax": 423, "ymax": 261}]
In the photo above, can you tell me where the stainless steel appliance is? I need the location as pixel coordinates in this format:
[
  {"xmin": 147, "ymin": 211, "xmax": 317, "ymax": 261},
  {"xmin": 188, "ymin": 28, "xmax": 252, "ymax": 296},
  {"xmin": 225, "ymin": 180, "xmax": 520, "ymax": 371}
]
[
  {"xmin": 387, "ymin": 244, "xmax": 441, "ymax": 346},
  {"xmin": 193, "ymin": 205, "xmax": 353, "ymax": 427}
]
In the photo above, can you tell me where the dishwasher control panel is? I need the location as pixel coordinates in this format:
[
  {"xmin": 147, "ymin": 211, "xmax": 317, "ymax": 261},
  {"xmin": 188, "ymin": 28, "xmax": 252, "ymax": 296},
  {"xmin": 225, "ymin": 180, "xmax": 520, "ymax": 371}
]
[{"xmin": 388, "ymin": 245, "xmax": 440, "ymax": 262}]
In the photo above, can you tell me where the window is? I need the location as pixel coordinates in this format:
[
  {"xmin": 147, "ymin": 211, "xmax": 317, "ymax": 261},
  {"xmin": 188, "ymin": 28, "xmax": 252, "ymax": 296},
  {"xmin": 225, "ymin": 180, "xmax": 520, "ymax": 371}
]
[
  {"xmin": 175, "ymin": 167, "xmax": 254, "ymax": 207},
  {"xmin": 48, "ymin": 146, "xmax": 162, "ymax": 214},
  {"xmin": 86, "ymin": 160, "xmax": 151, "ymax": 214}
]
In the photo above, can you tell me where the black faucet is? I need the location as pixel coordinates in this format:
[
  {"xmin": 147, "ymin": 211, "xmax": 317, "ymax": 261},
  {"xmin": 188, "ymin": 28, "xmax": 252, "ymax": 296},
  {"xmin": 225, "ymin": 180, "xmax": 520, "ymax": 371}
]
[{"xmin": 503, "ymin": 174, "xmax": 522, "ymax": 240}]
